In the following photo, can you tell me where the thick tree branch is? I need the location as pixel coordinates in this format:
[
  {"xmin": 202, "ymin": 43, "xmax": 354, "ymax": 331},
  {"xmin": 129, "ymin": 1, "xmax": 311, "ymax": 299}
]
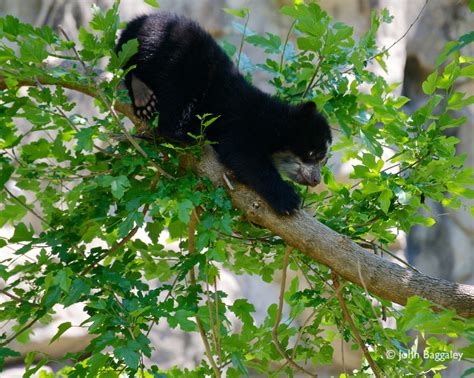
[
  {"xmin": 2, "ymin": 71, "xmax": 473, "ymax": 318},
  {"xmin": 196, "ymin": 148, "xmax": 474, "ymax": 318}
]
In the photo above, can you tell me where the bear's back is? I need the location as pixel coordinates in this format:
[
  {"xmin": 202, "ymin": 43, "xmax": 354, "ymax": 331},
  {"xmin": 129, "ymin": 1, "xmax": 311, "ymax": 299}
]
[
  {"xmin": 116, "ymin": 12, "xmax": 255, "ymax": 137},
  {"xmin": 117, "ymin": 13, "xmax": 230, "ymax": 87}
]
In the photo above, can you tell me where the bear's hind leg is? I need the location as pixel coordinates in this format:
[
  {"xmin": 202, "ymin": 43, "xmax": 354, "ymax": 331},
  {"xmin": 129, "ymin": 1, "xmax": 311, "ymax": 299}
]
[{"xmin": 129, "ymin": 74, "xmax": 158, "ymax": 120}]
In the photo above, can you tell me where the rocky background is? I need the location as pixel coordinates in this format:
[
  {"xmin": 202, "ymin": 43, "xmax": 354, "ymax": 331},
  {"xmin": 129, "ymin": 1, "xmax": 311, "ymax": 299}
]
[{"xmin": 0, "ymin": 0, "xmax": 472, "ymax": 376}]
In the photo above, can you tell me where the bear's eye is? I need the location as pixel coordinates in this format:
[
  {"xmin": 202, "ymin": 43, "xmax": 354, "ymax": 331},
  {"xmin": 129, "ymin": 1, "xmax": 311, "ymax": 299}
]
[{"xmin": 308, "ymin": 150, "xmax": 324, "ymax": 160}]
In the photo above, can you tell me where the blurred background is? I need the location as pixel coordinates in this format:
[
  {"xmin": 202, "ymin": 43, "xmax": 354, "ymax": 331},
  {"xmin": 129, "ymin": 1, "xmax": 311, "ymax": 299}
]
[{"xmin": 0, "ymin": 0, "xmax": 472, "ymax": 376}]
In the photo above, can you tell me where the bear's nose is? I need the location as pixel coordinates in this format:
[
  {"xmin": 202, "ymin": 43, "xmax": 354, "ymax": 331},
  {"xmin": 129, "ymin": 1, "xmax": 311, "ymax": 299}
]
[
  {"xmin": 308, "ymin": 177, "xmax": 320, "ymax": 186},
  {"xmin": 309, "ymin": 171, "xmax": 321, "ymax": 186}
]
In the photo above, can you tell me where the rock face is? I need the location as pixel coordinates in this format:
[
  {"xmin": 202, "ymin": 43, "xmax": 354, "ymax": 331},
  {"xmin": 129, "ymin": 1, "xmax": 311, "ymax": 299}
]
[
  {"xmin": 0, "ymin": 0, "xmax": 472, "ymax": 376},
  {"xmin": 403, "ymin": 0, "xmax": 474, "ymax": 288}
]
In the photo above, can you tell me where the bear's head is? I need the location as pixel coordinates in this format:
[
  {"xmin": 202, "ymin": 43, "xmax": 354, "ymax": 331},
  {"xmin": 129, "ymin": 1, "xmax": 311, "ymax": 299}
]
[{"xmin": 273, "ymin": 101, "xmax": 332, "ymax": 187}]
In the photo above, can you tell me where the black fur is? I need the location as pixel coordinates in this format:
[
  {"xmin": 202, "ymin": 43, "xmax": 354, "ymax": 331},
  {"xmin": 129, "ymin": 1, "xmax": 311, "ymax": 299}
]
[{"xmin": 116, "ymin": 13, "xmax": 332, "ymax": 215}]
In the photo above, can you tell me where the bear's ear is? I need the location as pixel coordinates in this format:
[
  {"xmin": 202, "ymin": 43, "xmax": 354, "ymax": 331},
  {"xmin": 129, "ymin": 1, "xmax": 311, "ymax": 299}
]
[{"xmin": 299, "ymin": 101, "xmax": 317, "ymax": 116}]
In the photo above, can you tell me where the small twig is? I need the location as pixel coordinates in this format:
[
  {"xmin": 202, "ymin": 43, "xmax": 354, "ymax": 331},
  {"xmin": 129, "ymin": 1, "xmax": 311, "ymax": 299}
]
[
  {"xmin": 332, "ymin": 273, "xmax": 381, "ymax": 378},
  {"xmin": 214, "ymin": 279, "xmax": 221, "ymax": 360},
  {"xmin": 373, "ymin": 0, "xmax": 429, "ymax": 61},
  {"xmin": 222, "ymin": 173, "xmax": 234, "ymax": 190},
  {"xmin": 83, "ymin": 226, "xmax": 139, "ymax": 275},
  {"xmin": 205, "ymin": 269, "xmax": 220, "ymax": 362},
  {"xmin": 0, "ymin": 289, "xmax": 39, "ymax": 307},
  {"xmin": 3, "ymin": 186, "xmax": 51, "ymax": 227},
  {"xmin": 272, "ymin": 247, "xmax": 317, "ymax": 377},
  {"xmin": 46, "ymin": 52, "xmax": 80, "ymax": 60},
  {"xmin": 302, "ymin": 55, "xmax": 323, "ymax": 100},
  {"xmin": 331, "ymin": 0, "xmax": 429, "ymax": 80},
  {"xmin": 0, "ymin": 315, "xmax": 41, "ymax": 347},
  {"xmin": 237, "ymin": 12, "xmax": 250, "ymax": 70},
  {"xmin": 296, "ymin": 257, "xmax": 334, "ymax": 292},
  {"xmin": 290, "ymin": 280, "xmax": 347, "ymax": 362},
  {"xmin": 351, "ymin": 216, "xmax": 380, "ymax": 229},
  {"xmin": 188, "ymin": 209, "xmax": 221, "ymax": 378},
  {"xmin": 145, "ymin": 274, "xmax": 182, "ymax": 339},
  {"xmin": 355, "ymin": 262, "xmax": 397, "ymax": 347},
  {"xmin": 302, "ymin": 31, "xmax": 330, "ymax": 99},
  {"xmin": 291, "ymin": 255, "xmax": 315, "ymax": 290},
  {"xmin": 357, "ymin": 239, "xmax": 420, "ymax": 273},
  {"xmin": 47, "ymin": 92, "xmax": 112, "ymax": 156},
  {"xmin": 279, "ymin": 20, "xmax": 296, "ymax": 72}
]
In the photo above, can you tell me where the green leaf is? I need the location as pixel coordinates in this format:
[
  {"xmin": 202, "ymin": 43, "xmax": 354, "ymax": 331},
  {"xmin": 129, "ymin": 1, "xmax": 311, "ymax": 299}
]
[
  {"xmin": 114, "ymin": 346, "xmax": 140, "ymax": 370},
  {"xmin": 223, "ymin": 7, "xmax": 249, "ymax": 19},
  {"xmin": 9, "ymin": 223, "xmax": 34, "ymax": 243},
  {"xmin": 86, "ymin": 353, "xmax": 108, "ymax": 377},
  {"xmin": 391, "ymin": 95, "xmax": 410, "ymax": 108},
  {"xmin": 144, "ymin": 0, "xmax": 160, "ymax": 8},
  {"xmin": 0, "ymin": 164, "xmax": 14, "ymax": 189},
  {"xmin": 230, "ymin": 299, "xmax": 256, "ymax": 325},
  {"xmin": 296, "ymin": 36, "xmax": 321, "ymax": 52},
  {"xmin": 332, "ymin": 23, "xmax": 353, "ymax": 42},
  {"xmin": 79, "ymin": 26, "xmax": 99, "ymax": 52},
  {"xmin": 448, "ymin": 31, "xmax": 474, "ymax": 55},
  {"xmin": 21, "ymin": 139, "xmax": 51, "ymax": 162},
  {"xmin": 75, "ymin": 127, "xmax": 95, "ymax": 152},
  {"xmin": 319, "ymin": 344, "xmax": 334, "ymax": 364},
  {"xmin": 245, "ymin": 33, "xmax": 281, "ymax": 53},
  {"xmin": 146, "ymin": 221, "xmax": 163, "ymax": 244},
  {"xmin": 110, "ymin": 176, "xmax": 130, "ymax": 199},
  {"xmin": 461, "ymin": 367, "xmax": 474, "ymax": 378},
  {"xmin": 0, "ymin": 347, "xmax": 21, "ymax": 370},
  {"xmin": 89, "ymin": 3, "xmax": 119, "ymax": 35},
  {"xmin": 96, "ymin": 175, "xmax": 130, "ymax": 199},
  {"xmin": 231, "ymin": 353, "xmax": 250, "ymax": 377},
  {"xmin": 460, "ymin": 64, "xmax": 474, "ymax": 78},
  {"xmin": 360, "ymin": 130, "xmax": 383, "ymax": 157},
  {"xmin": 177, "ymin": 199, "xmax": 194, "ymax": 224},
  {"xmin": 168, "ymin": 220, "xmax": 186, "ymax": 239},
  {"xmin": 118, "ymin": 211, "xmax": 143, "ymax": 238},
  {"xmin": 63, "ymin": 279, "xmax": 90, "ymax": 307},
  {"xmin": 49, "ymin": 322, "xmax": 72, "ymax": 344},
  {"xmin": 168, "ymin": 310, "xmax": 196, "ymax": 332},
  {"xmin": 378, "ymin": 190, "xmax": 393, "ymax": 214},
  {"xmin": 422, "ymin": 71, "xmax": 438, "ymax": 95},
  {"xmin": 447, "ymin": 93, "xmax": 474, "ymax": 111},
  {"xmin": 54, "ymin": 269, "xmax": 72, "ymax": 292},
  {"xmin": 222, "ymin": 40, "xmax": 237, "ymax": 57},
  {"xmin": 116, "ymin": 38, "xmax": 138, "ymax": 68},
  {"xmin": 20, "ymin": 39, "xmax": 48, "ymax": 63},
  {"xmin": 1, "ymin": 15, "xmax": 20, "ymax": 37},
  {"xmin": 52, "ymin": 135, "xmax": 70, "ymax": 161},
  {"xmin": 422, "ymin": 217, "xmax": 436, "ymax": 227}
]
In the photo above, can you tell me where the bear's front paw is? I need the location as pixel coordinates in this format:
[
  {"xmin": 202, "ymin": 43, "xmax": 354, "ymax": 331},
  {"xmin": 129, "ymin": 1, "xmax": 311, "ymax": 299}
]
[{"xmin": 266, "ymin": 186, "xmax": 301, "ymax": 216}]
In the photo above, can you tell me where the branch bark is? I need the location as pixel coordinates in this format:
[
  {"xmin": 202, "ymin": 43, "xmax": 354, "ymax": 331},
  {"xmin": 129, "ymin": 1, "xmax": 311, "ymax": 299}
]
[
  {"xmin": 196, "ymin": 148, "xmax": 474, "ymax": 318},
  {"xmin": 2, "ymin": 70, "xmax": 474, "ymax": 318}
]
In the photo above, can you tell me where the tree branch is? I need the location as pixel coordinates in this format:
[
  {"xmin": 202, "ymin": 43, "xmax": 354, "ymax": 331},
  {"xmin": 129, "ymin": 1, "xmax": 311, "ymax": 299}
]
[
  {"xmin": 332, "ymin": 273, "xmax": 381, "ymax": 377},
  {"xmin": 273, "ymin": 247, "xmax": 317, "ymax": 377},
  {"xmin": 196, "ymin": 147, "xmax": 474, "ymax": 318},
  {"xmin": 2, "ymin": 69, "xmax": 474, "ymax": 318}
]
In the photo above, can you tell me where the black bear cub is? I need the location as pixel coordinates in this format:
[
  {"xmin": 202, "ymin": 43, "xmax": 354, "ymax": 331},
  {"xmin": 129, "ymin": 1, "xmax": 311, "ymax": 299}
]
[{"xmin": 116, "ymin": 12, "xmax": 332, "ymax": 215}]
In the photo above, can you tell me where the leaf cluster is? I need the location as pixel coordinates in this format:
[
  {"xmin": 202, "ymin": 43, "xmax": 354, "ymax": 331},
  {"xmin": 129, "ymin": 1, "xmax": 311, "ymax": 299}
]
[{"xmin": 0, "ymin": 1, "xmax": 473, "ymax": 377}]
